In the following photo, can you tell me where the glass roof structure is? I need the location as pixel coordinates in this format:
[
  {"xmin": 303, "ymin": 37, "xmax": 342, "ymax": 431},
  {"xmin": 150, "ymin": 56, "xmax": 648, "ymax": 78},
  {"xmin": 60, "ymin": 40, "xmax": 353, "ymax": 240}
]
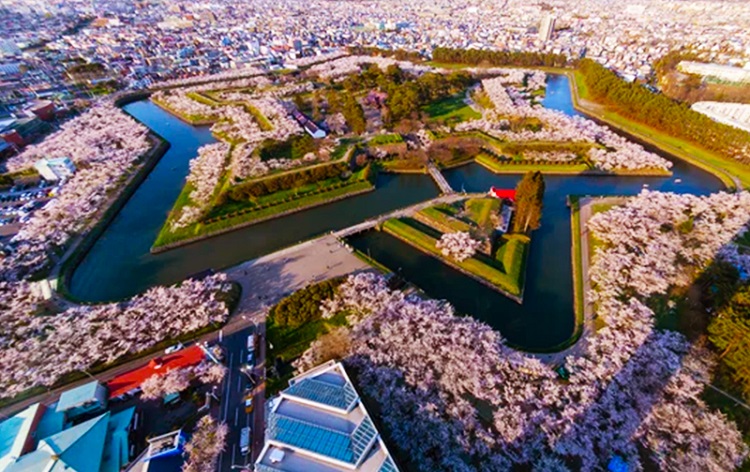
[
  {"xmin": 256, "ymin": 361, "xmax": 400, "ymax": 472},
  {"xmin": 270, "ymin": 414, "xmax": 354, "ymax": 463},
  {"xmin": 284, "ymin": 378, "xmax": 358, "ymax": 411}
]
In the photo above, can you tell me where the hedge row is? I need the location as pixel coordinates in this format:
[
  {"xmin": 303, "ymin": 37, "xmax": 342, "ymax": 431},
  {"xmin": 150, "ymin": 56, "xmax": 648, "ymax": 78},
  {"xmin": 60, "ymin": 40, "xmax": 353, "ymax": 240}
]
[
  {"xmin": 227, "ymin": 161, "xmax": 350, "ymax": 200},
  {"xmin": 205, "ymin": 179, "xmax": 364, "ymax": 224}
]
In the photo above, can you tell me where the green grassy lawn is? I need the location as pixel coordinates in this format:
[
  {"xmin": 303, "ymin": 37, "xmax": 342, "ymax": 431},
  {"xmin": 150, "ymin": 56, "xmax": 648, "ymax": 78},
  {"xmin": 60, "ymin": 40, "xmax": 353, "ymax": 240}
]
[
  {"xmin": 369, "ymin": 133, "xmax": 404, "ymax": 146},
  {"xmin": 475, "ymin": 152, "xmax": 670, "ymax": 176},
  {"xmin": 425, "ymin": 62, "xmax": 571, "ymax": 75},
  {"xmin": 186, "ymin": 91, "xmax": 222, "ymax": 107},
  {"xmin": 422, "ymin": 94, "xmax": 481, "ymax": 123},
  {"xmin": 265, "ymin": 311, "xmax": 348, "ymax": 396},
  {"xmin": 587, "ymin": 201, "xmax": 618, "ymax": 260},
  {"xmin": 471, "ymin": 89, "xmax": 495, "ymax": 110},
  {"xmin": 416, "ymin": 206, "xmax": 473, "ymax": 233},
  {"xmin": 465, "ymin": 197, "xmax": 500, "ymax": 230},
  {"xmin": 476, "ymin": 153, "xmax": 591, "ymax": 174},
  {"xmin": 151, "ymin": 97, "xmax": 217, "ymax": 125},
  {"xmin": 242, "ymin": 103, "xmax": 273, "ymax": 131},
  {"xmin": 382, "ymin": 218, "xmax": 527, "ymax": 297}
]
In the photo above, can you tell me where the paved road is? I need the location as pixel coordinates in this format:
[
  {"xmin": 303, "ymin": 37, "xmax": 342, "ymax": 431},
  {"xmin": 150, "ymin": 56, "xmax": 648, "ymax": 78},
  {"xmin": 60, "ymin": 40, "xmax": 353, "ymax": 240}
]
[{"xmin": 216, "ymin": 325, "xmax": 255, "ymax": 472}]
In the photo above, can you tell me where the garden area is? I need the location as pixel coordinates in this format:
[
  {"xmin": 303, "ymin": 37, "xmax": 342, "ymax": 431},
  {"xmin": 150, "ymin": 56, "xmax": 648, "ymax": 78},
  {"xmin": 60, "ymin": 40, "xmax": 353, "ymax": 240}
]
[{"xmin": 265, "ymin": 278, "xmax": 349, "ymax": 395}]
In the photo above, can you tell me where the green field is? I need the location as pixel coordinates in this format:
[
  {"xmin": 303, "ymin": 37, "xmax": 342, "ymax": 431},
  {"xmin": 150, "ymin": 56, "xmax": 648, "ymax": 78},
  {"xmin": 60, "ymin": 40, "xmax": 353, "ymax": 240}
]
[
  {"xmin": 379, "ymin": 159, "xmax": 426, "ymax": 173},
  {"xmin": 382, "ymin": 217, "xmax": 528, "ymax": 297},
  {"xmin": 476, "ymin": 153, "xmax": 591, "ymax": 174},
  {"xmin": 266, "ymin": 310, "xmax": 348, "ymax": 396},
  {"xmin": 422, "ymin": 94, "xmax": 481, "ymax": 124},
  {"xmin": 475, "ymin": 152, "xmax": 670, "ymax": 176},
  {"xmin": 415, "ymin": 206, "xmax": 472, "ymax": 233},
  {"xmin": 465, "ymin": 198, "xmax": 501, "ymax": 231},
  {"xmin": 369, "ymin": 133, "xmax": 404, "ymax": 146}
]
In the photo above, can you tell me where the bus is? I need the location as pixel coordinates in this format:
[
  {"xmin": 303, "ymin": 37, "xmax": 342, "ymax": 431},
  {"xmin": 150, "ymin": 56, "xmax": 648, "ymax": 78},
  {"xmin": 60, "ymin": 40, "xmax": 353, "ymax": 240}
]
[{"xmin": 240, "ymin": 426, "xmax": 251, "ymax": 456}]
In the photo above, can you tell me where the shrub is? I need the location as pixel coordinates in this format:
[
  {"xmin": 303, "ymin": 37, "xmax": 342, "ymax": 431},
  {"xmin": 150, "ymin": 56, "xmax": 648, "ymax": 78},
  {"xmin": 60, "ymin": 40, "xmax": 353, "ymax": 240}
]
[{"xmin": 269, "ymin": 278, "xmax": 344, "ymax": 328}]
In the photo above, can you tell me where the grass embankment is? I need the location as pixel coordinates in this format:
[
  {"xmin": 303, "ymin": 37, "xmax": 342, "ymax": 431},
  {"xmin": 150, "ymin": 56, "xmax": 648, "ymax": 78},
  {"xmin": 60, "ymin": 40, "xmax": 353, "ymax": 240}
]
[
  {"xmin": 476, "ymin": 150, "xmax": 671, "ymax": 176},
  {"xmin": 425, "ymin": 61, "xmax": 572, "ymax": 75},
  {"xmin": 569, "ymin": 196, "xmax": 585, "ymax": 340},
  {"xmin": 378, "ymin": 159, "xmax": 427, "ymax": 173},
  {"xmin": 151, "ymin": 97, "xmax": 217, "ymax": 125},
  {"xmin": 153, "ymin": 166, "xmax": 375, "ymax": 250},
  {"xmin": 569, "ymin": 70, "xmax": 743, "ymax": 189},
  {"xmin": 422, "ymin": 94, "xmax": 481, "ymax": 124},
  {"xmin": 382, "ymin": 217, "xmax": 528, "ymax": 298}
]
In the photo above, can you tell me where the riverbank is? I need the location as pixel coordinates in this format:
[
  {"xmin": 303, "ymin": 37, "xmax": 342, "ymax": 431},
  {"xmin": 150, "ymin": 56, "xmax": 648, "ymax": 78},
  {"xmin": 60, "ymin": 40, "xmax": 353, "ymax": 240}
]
[
  {"xmin": 475, "ymin": 153, "xmax": 672, "ymax": 177},
  {"xmin": 56, "ymin": 132, "xmax": 171, "ymax": 302},
  {"xmin": 151, "ymin": 97, "xmax": 217, "ymax": 126},
  {"xmin": 566, "ymin": 70, "xmax": 744, "ymax": 190},
  {"xmin": 381, "ymin": 218, "xmax": 526, "ymax": 302},
  {"xmin": 152, "ymin": 181, "xmax": 376, "ymax": 253}
]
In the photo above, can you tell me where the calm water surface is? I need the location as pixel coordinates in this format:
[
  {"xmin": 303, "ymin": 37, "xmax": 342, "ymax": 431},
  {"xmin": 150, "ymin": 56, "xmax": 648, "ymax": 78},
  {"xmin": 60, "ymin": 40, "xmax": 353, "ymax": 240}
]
[{"xmin": 70, "ymin": 76, "xmax": 723, "ymax": 350}]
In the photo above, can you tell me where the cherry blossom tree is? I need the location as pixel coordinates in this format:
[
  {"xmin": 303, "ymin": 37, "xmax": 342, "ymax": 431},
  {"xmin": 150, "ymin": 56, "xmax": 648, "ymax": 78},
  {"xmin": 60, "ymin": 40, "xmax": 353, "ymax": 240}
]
[
  {"xmin": 0, "ymin": 274, "xmax": 232, "ymax": 396},
  {"xmin": 436, "ymin": 231, "xmax": 481, "ymax": 262},
  {"xmin": 183, "ymin": 415, "xmax": 228, "ymax": 472},
  {"xmin": 141, "ymin": 367, "xmax": 192, "ymax": 400}
]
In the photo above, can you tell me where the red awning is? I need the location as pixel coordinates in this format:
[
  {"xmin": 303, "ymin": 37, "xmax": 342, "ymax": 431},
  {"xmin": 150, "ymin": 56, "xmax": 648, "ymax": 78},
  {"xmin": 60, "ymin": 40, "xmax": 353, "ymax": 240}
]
[
  {"xmin": 107, "ymin": 345, "xmax": 205, "ymax": 398},
  {"xmin": 489, "ymin": 187, "xmax": 516, "ymax": 201}
]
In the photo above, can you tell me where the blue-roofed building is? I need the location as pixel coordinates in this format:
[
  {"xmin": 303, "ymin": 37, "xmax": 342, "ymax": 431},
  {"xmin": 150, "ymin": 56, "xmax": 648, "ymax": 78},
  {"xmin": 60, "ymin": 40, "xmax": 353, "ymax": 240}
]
[
  {"xmin": 0, "ymin": 402, "xmax": 135, "ymax": 472},
  {"xmin": 56, "ymin": 381, "xmax": 108, "ymax": 422},
  {"xmin": 0, "ymin": 404, "xmax": 45, "ymax": 471},
  {"xmin": 255, "ymin": 361, "xmax": 399, "ymax": 472}
]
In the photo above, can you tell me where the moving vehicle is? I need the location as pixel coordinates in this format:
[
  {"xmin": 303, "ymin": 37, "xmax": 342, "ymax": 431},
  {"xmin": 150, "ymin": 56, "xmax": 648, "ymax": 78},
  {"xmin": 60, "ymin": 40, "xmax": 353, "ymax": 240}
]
[
  {"xmin": 247, "ymin": 333, "xmax": 257, "ymax": 353},
  {"xmin": 240, "ymin": 426, "xmax": 251, "ymax": 456},
  {"xmin": 164, "ymin": 342, "xmax": 184, "ymax": 354},
  {"xmin": 244, "ymin": 392, "xmax": 254, "ymax": 413}
]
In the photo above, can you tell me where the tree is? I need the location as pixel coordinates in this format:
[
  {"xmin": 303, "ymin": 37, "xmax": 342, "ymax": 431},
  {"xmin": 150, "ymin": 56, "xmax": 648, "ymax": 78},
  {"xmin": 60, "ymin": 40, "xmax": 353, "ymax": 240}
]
[
  {"xmin": 387, "ymin": 83, "xmax": 420, "ymax": 122},
  {"xmin": 513, "ymin": 171, "xmax": 545, "ymax": 233},
  {"xmin": 183, "ymin": 416, "xmax": 227, "ymax": 472}
]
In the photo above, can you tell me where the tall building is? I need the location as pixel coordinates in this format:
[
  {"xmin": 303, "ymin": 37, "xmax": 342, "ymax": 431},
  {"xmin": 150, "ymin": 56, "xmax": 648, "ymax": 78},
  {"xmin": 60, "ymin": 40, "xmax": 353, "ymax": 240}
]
[
  {"xmin": 255, "ymin": 361, "xmax": 399, "ymax": 472},
  {"xmin": 539, "ymin": 13, "xmax": 556, "ymax": 43}
]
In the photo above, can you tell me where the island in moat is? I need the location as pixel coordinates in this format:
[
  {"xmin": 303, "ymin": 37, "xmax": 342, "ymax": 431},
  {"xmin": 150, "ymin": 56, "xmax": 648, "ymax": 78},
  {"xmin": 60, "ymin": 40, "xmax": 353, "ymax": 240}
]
[{"xmin": 149, "ymin": 55, "xmax": 674, "ymax": 254}]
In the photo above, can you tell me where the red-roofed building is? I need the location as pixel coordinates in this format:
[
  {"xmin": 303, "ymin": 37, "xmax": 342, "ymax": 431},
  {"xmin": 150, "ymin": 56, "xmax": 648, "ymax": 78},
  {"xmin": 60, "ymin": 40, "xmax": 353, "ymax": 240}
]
[
  {"xmin": 106, "ymin": 346, "xmax": 205, "ymax": 399},
  {"xmin": 489, "ymin": 187, "xmax": 516, "ymax": 201}
]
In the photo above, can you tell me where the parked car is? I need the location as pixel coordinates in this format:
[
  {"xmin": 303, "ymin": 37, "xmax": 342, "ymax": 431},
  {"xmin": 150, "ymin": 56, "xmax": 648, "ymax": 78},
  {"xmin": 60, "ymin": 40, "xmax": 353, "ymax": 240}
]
[{"xmin": 240, "ymin": 426, "xmax": 251, "ymax": 455}]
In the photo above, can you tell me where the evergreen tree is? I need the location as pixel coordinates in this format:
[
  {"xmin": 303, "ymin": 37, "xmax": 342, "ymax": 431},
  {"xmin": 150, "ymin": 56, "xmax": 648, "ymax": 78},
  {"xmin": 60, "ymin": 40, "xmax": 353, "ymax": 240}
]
[{"xmin": 513, "ymin": 171, "xmax": 545, "ymax": 233}]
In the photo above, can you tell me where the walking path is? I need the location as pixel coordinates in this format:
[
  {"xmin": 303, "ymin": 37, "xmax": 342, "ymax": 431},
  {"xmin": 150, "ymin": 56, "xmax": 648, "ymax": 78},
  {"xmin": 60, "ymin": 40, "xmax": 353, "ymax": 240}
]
[
  {"xmin": 528, "ymin": 196, "xmax": 624, "ymax": 364},
  {"xmin": 427, "ymin": 161, "xmax": 454, "ymax": 194}
]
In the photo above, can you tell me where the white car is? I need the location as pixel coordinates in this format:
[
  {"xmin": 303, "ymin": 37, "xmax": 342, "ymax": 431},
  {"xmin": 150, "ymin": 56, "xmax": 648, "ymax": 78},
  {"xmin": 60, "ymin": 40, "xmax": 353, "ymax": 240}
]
[{"xmin": 164, "ymin": 343, "xmax": 184, "ymax": 354}]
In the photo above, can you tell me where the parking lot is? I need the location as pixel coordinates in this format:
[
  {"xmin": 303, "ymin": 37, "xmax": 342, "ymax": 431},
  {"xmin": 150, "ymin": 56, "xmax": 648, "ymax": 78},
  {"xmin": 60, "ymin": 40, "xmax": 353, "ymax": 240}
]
[{"xmin": 0, "ymin": 181, "xmax": 58, "ymax": 234}]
